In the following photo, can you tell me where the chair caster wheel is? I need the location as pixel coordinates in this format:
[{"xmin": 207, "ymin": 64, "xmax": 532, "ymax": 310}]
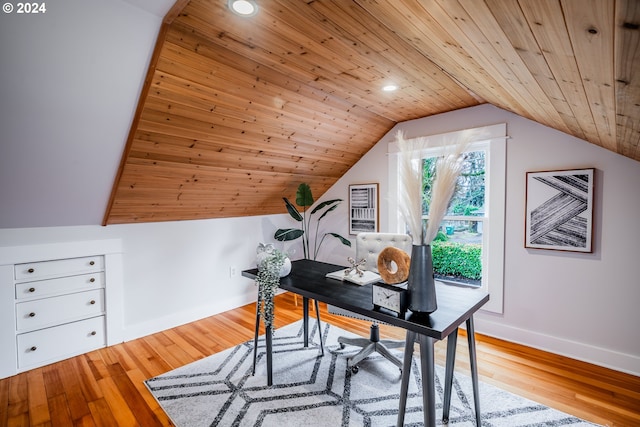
[{"xmin": 351, "ymin": 365, "xmax": 359, "ymax": 374}]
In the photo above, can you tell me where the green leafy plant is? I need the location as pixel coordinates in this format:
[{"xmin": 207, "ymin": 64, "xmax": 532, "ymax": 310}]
[
  {"xmin": 431, "ymin": 241, "xmax": 482, "ymax": 280},
  {"xmin": 274, "ymin": 183, "xmax": 351, "ymax": 260},
  {"xmin": 433, "ymin": 230, "xmax": 449, "ymax": 242},
  {"xmin": 256, "ymin": 248, "xmax": 286, "ymax": 332}
]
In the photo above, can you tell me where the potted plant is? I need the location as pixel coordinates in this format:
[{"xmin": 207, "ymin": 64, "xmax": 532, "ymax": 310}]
[
  {"xmin": 255, "ymin": 246, "xmax": 288, "ymax": 332},
  {"xmin": 274, "ymin": 183, "xmax": 351, "ymax": 260}
]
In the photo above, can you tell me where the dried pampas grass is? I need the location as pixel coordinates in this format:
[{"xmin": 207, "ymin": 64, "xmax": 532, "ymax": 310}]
[
  {"xmin": 397, "ymin": 132, "xmax": 428, "ymax": 244},
  {"xmin": 396, "ymin": 129, "xmax": 478, "ymax": 245}
]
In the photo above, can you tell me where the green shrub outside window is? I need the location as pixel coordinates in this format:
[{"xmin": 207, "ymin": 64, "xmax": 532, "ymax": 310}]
[{"xmin": 431, "ymin": 241, "xmax": 482, "ymax": 281}]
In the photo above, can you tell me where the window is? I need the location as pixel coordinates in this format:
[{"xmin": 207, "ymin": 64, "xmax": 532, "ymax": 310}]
[
  {"xmin": 424, "ymin": 149, "xmax": 485, "ymax": 287},
  {"xmin": 388, "ymin": 124, "xmax": 506, "ymax": 313}
]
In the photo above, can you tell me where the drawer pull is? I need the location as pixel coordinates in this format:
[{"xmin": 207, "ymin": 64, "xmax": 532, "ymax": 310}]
[
  {"xmin": 29, "ymin": 287, "xmax": 36, "ymax": 293},
  {"xmin": 29, "ymin": 312, "xmax": 36, "ymax": 317},
  {"xmin": 90, "ymin": 278, "xmax": 95, "ymax": 283},
  {"xmin": 90, "ymin": 300, "xmax": 96, "ymax": 305},
  {"xmin": 28, "ymin": 268, "xmax": 35, "ymax": 273},
  {"xmin": 89, "ymin": 261, "xmax": 95, "ymax": 266},
  {"xmin": 30, "ymin": 346, "xmax": 37, "ymax": 352},
  {"xmin": 90, "ymin": 331, "xmax": 97, "ymax": 336}
]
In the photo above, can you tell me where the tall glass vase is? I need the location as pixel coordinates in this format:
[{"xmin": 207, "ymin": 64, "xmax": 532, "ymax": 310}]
[{"xmin": 407, "ymin": 244, "xmax": 437, "ymax": 314}]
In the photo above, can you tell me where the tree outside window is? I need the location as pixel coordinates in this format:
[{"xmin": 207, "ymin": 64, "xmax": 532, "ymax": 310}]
[{"xmin": 423, "ymin": 150, "xmax": 486, "ymax": 287}]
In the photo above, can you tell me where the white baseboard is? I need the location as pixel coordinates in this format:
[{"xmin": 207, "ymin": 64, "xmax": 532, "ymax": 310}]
[
  {"xmin": 122, "ymin": 293, "xmax": 257, "ymax": 342},
  {"xmin": 473, "ymin": 316, "xmax": 640, "ymax": 377}
]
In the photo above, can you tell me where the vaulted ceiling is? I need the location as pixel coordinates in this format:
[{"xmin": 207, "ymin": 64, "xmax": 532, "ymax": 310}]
[{"xmin": 103, "ymin": 0, "xmax": 639, "ymax": 225}]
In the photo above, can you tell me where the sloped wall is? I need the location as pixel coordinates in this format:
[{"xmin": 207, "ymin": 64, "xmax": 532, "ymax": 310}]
[{"xmin": 0, "ymin": 0, "xmax": 160, "ymax": 228}]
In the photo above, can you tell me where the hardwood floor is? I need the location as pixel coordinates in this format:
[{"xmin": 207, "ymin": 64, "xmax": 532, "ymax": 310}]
[{"xmin": 1, "ymin": 292, "xmax": 639, "ymax": 426}]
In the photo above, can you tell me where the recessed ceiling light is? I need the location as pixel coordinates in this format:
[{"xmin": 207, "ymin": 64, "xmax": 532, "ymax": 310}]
[
  {"xmin": 382, "ymin": 84, "xmax": 398, "ymax": 92},
  {"xmin": 229, "ymin": 0, "xmax": 258, "ymax": 16}
]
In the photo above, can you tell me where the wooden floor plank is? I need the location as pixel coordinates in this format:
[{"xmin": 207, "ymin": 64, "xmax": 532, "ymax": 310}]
[
  {"xmin": 6, "ymin": 412, "xmax": 29, "ymax": 427},
  {"xmin": 86, "ymin": 398, "xmax": 118, "ymax": 427},
  {"xmin": 41, "ymin": 366, "xmax": 64, "ymax": 401},
  {"xmin": 125, "ymin": 368, "xmax": 173, "ymax": 427},
  {"xmin": 119, "ymin": 339, "xmax": 173, "ymax": 379},
  {"xmin": 156, "ymin": 328, "xmax": 204, "ymax": 362},
  {"xmin": 46, "ymin": 393, "xmax": 72, "ymax": 427},
  {"xmin": 95, "ymin": 376, "xmax": 137, "ymax": 427},
  {"xmin": 141, "ymin": 334, "xmax": 194, "ymax": 370},
  {"xmin": 25, "ymin": 369, "xmax": 49, "ymax": 426},
  {"xmin": 7, "ymin": 374, "xmax": 28, "ymax": 421},
  {"xmin": 55, "ymin": 359, "xmax": 93, "ymax": 423},
  {"xmin": 0, "ymin": 292, "xmax": 638, "ymax": 426},
  {"xmin": 105, "ymin": 363, "xmax": 165, "ymax": 427},
  {"xmin": 72, "ymin": 356, "xmax": 104, "ymax": 405},
  {"xmin": 0, "ymin": 371, "xmax": 9, "ymax": 426}
]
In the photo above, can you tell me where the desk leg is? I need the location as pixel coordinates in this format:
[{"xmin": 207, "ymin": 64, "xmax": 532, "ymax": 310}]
[
  {"xmin": 266, "ymin": 326, "xmax": 273, "ymax": 386},
  {"xmin": 302, "ymin": 296, "xmax": 309, "ymax": 348},
  {"xmin": 314, "ymin": 299, "xmax": 324, "ymax": 355},
  {"xmin": 252, "ymin": 292, "xmax": 262, "ymax": 375},
  {"xmin": 397, "ymin": 330, "xmax": 416, "ymax": 427},
  {"xmin": 253, "ymin": 291, "xmax": 273, "ymax": 386},
  {"xmin": 418, "ymin": 333, "xmax": 437, "ymax": 427},
  {"xmin": 467, "ymin": 316, "xmax": 481, "ymax": 426},
  {"xmin": 442, "ymin": 327, "xmax": 458, "ymax": 423}
]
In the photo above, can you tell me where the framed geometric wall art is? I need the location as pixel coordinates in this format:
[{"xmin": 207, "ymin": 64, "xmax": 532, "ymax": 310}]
[
  {"xmin": 525, "ymin": 168, "xmax": 595, "ymax": 252},
  {"xmin": 349, "ymin": 183, "xmax": 379, "ymax": 234}
]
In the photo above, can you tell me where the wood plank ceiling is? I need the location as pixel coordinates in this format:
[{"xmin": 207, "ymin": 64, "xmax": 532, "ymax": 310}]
[{"xmin": 104, "ymin": 0, "xmax": 640, "ymax": 225}]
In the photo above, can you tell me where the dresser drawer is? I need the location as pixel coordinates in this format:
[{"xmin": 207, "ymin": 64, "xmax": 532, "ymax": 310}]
[
  {"xmin": 15, "ymin": 272, "xmax": 104, "ymax": 300},
  {"xmin": 16, "ymin": 289, "xmax": 105, "ymax": 332},
  {"xmin": 15, "ymin": 256, "xmax": 104, "ymax": 281},
  {"xmin": 17, "ymin": 316, "xmax": 105, "ymax": 369}
]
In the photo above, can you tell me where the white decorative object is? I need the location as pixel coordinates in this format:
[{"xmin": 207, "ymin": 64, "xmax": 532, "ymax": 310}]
[
  {"xmin": 256, "ymin": 242, "xmax": 291, "ymax": 277},
  {"xmin": 279, "ymin": 257, "xmax": 292, "ymax": 277}
]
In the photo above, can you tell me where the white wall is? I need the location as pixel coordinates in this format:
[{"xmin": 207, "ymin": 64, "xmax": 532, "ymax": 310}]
[
  {"xmin": 0, "ymin": 214, "xmax": 305, "ymax": 340},
  {"xmin": 320, "ymin": 104, "xmax": 640, "ymax": 376},
  {"xmin": 0, "ymin": 0, "xmax": 163, "ymax": 228}
]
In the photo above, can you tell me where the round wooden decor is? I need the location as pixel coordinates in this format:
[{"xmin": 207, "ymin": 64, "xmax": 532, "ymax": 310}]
[{"xmin": 377, "ymin": 246, "xmax": 411, "ymax": 284}]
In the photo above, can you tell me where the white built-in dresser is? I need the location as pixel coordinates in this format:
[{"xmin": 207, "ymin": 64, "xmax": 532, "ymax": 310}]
[{"xmin": 0, "ymin": 239, "xmax": 123, "ymax": 379}]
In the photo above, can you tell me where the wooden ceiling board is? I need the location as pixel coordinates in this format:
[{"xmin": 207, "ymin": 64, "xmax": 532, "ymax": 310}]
[
  {"xmin": 161, "ymin": 27, "xmax": 393, "ymax": 131},
  {"xmin": 425, "ymin": 0, "xmax": 542, "ymax": 119},
  {"xmin": 484, "ymin": 0, "xmax": 587, "ymax": 140},
  {"xmin": 615, "ymin": 0, "xmax": 640, "ymax": 159},
  {"xmin": 456, "ymin": 0, "xmax": 571, "ymax": 133},
  {"xmin": 281, "ymin": 0, "xmax": 480, "ymax": 113},
  {"xmin": 563, "ymin": 0, "xmax": 617, "ymax": 151},
  {"xmin": 519, "ymin": 0, "xmax": 603, "ymax": 145},
  {"xmin": 104, "ymin": 0, "xmax": 639, "ymax": 225},
  {"xmin": 128, "ymin": 136, "xmax": 351, "ymax": 177},
  {"xmin": 354, "ymin": 0, "xmax": 523, "ymax": 112}
]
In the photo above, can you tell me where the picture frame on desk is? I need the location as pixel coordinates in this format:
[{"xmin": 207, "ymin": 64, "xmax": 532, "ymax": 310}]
[
  {"xmin": 349, "ymin": 183, "xmax": 378, "ymax": 235},
  {"xmin": 524, "ymin": 168, "xmax": 595, "ymax": 253}
]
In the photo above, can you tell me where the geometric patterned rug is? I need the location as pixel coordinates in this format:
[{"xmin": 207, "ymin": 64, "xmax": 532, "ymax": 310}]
[{"xmin": 145, "ymin": 320, "xmax": 599, "ymax": 426}]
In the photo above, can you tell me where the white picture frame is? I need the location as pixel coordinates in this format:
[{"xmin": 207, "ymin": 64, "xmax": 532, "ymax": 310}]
[
  {"xmin": 525, "ymin": 168, "xmax": 595, "ymax": 252},
  {"xmin": 349, "ymin": 183, "xmax": 379, "ymax": 235}
]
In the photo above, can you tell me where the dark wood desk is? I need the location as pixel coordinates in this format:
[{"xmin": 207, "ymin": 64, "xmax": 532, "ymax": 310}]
[{"xmin": 243, "ymin": 259, "xmax": 489, "ymax": 427}]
